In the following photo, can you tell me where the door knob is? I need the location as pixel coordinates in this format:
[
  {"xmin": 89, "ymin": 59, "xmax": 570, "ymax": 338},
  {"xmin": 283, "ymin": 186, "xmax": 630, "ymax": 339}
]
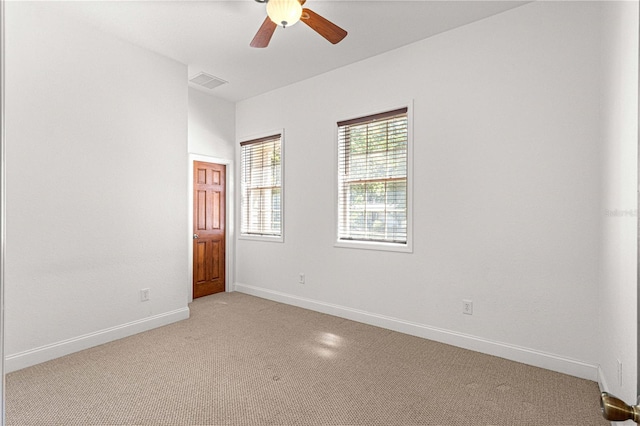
[
  {"xmin": 193, "ymin": 234, "xmax": 199, "ymax": 239},
  {"xmin": 601, "ymin": 392, "xmax": 640, "ymax": 422}
]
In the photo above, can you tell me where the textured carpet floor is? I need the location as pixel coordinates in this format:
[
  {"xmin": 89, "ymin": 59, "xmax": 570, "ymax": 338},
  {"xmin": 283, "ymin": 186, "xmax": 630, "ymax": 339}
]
[{"xmin": 6, "ymin": 292, "xmax": 608, "ymax": 425}]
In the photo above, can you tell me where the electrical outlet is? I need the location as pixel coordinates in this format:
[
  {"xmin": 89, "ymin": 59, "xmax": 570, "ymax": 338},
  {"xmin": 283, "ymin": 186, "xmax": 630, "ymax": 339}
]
[
  {"xmin": 298, "ymin": 273, "xmax": 305, "ymax": 284},
  {"xmin": 140, "ymin": 288, "xmax": 150, "ymax": 302},
  {"xmin": 463, "ymin": 300, "xmax": 473, "ymax": 315}
]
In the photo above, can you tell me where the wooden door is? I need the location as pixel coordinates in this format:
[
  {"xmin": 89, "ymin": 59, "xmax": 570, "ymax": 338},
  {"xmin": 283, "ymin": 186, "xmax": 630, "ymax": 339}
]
[{"xmin": 193, "ymin": 161, "xmax": 225, "ymax": 298}]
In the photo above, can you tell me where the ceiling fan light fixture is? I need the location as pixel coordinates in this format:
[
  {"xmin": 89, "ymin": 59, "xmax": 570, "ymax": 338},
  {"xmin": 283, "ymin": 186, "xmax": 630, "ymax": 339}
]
[{"xmin": 266, "ymin": 0, "xmax": 302, "ymax": 28}]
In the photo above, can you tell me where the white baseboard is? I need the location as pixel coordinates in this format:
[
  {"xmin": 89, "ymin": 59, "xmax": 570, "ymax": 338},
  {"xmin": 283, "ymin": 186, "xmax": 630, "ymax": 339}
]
[
  {"xmin": 234, "ymin": 283, "xmax": 599, "ymax": 382},
  {"xmin": 598, "ymin": 365, "xmax": 610, "ymax": 393},
  {"xmin": 5, "ymin": 307, "xmax": 190, "ymax": 373}
]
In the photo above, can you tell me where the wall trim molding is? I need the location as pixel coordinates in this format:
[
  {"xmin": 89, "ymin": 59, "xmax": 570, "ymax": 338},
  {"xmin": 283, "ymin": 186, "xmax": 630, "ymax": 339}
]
[
  {"xmin": 598, "ymin": 365, "xmax": 610, "ymax": 393},
  {"xmin": 234, "ymin": 283, "xmax": 599, "ymax": 381},
  {"xmin": 5, "ymin": 307, "xmax": 190, "ymax": 373}
]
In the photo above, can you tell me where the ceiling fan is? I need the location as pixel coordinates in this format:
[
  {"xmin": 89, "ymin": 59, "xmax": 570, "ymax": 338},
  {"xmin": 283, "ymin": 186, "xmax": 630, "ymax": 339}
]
[{"xmin": 250, "ymin": 0, "xmax": 348, "ymax": 48}]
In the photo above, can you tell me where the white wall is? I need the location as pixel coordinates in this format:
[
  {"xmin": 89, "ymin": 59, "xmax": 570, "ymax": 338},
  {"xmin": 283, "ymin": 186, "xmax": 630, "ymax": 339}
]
[
  {"xmin": 0, "ymin": 0, "xmax": 6, "ymax": 416},
  {"xmin": 188, "ymin": 87, "xmax": 235, "ymax": 160},
  {"xmin": 4, "ymin": 3, "xmax": 190, "ymax": 371},
  {"xmin": 235, "ymin": 1, "xmax": 605, "ymax": 380},
  {"xmin": 599, "ymin": 0, "xmax": 639, "ymax": 405}
]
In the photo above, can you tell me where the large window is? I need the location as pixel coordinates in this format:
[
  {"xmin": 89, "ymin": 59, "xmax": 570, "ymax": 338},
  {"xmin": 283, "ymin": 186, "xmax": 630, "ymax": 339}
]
[
  {"xmin": 240, "ymin": 134, "xmax": 283, "ymax": 239},
  {"xmin": 337, "ymin": 107, "xmax": 410, "ymax": 249}
]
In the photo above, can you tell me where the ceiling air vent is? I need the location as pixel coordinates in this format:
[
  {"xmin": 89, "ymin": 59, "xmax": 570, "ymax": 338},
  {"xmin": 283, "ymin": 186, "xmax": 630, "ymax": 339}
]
[{"xmin": 189, "ymin": 72, "xmax": 228, "ymax": 90}]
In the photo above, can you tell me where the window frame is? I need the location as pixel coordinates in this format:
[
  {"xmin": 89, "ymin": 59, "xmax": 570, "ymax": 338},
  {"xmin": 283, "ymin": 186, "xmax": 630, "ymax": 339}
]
[
  {"xmin": 334, "ymin": 103, "xmax": 413, "ymax": 253},
  {"xmin": 239, "ymin": 130, "xmax": 285, "ymax": 243}
]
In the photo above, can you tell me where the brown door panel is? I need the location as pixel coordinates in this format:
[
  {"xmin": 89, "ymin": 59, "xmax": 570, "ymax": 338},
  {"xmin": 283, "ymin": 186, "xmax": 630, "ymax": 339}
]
[{"xmin": 193, "ymin": 162, "xmax": 226, "ymax": 298}]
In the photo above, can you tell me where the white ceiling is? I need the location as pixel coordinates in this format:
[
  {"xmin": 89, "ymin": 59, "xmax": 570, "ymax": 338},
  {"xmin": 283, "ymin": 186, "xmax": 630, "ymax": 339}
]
[{"xmin": 46, "ymin": 0, "xmax": 529, "ymax": 102}]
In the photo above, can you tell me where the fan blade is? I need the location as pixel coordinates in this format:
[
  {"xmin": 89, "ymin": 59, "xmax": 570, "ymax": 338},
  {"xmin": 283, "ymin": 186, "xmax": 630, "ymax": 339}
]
[
  {"xmin": 250, "ymin": 17, "xmax": 277, "ymax": 48},
  {"xmin": 301, "ymin": 8, "xmax": 347, "ymax": 44}
]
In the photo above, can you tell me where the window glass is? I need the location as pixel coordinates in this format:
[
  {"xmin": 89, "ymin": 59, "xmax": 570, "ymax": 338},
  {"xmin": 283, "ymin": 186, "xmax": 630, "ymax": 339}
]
[
  {"xmin": 240, "ymin": 134, "xmax": 282, "ymax": 238},
  {"xmin": 337, "ymin": 108, "xmax": 409, "ymax": 245}
]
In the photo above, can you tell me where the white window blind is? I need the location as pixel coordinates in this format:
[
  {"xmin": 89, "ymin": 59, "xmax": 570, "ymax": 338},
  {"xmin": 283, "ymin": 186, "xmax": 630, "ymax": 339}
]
[
  {"xmin": 240, "ymin": 134, "xmax": 282, "ymax": 237},
  {"xmin": 337, "ymin": 108, "xmax": 408, "ymax": 244}
]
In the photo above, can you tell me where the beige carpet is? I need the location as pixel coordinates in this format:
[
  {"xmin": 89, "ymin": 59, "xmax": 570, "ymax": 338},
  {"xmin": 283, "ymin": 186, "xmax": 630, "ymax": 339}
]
[{"xmin": 6, "ymin": 292, "xmax": 608, "ymax": 425}]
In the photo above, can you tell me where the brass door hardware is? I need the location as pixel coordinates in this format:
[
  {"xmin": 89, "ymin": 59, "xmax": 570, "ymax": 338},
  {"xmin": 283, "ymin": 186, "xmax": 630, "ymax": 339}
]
[{"xmin": 601, "ymin": 392, "xmax": 640, "ymax": 423}]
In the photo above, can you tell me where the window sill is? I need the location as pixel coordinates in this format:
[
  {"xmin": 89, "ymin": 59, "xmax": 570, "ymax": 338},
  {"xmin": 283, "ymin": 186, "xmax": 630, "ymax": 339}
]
[
  {"xmin": 334, "ymin": 239, "xmax": 412, "ymax": 253},
  {"xmin": 239, "ymin": 234, "xmax": 284, "ymax": 243}
]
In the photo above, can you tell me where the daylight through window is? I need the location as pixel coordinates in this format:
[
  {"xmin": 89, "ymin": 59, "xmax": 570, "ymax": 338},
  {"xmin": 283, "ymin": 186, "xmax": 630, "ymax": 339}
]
[
  {"xmin": 240, "ymin": 134, "xmax": 282, "ymax": 237},
  {"xmin": 337, "ymin": 108, "xmax": 408, "ymax": 244}
]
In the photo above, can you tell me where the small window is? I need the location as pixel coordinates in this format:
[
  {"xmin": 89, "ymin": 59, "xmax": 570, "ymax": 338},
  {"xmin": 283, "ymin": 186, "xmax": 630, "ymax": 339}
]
[
  {"xmin": 240, "ymin": 134, "xmax": 283, "ymax": 240},
  {"xmin": 337, "ymin": 107, "xmax": 411, "ymax": 250}
]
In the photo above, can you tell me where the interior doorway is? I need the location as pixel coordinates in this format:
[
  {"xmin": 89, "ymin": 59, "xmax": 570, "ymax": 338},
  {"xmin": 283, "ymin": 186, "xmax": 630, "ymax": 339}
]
[{"xmin": 193, "ymin": 161, "xmax": 226, "ymax": 298}]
